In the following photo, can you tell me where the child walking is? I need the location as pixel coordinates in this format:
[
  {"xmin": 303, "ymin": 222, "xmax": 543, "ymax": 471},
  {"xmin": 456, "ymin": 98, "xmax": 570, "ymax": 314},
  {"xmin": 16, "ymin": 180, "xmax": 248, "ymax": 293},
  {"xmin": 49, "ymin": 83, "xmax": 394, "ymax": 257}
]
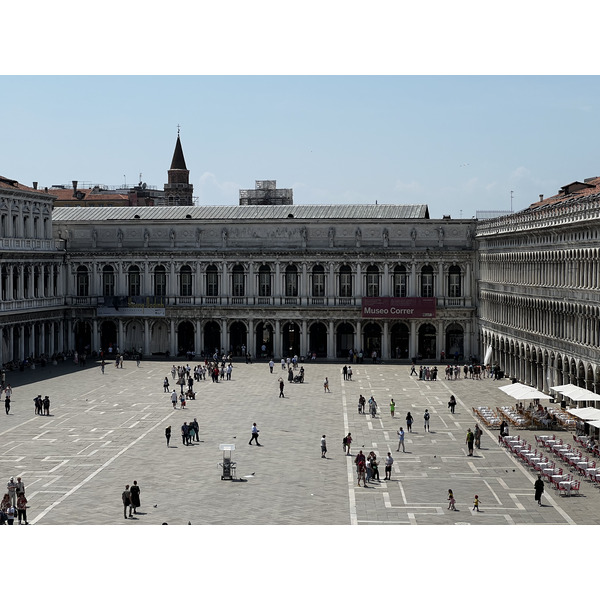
[
  {"xmin": 448, "ymin": 489, "xmax": 456, "ymax": 511},
  {"xmin": 472, "ymin": 495, "xmax": 480, "ymax": 512}
]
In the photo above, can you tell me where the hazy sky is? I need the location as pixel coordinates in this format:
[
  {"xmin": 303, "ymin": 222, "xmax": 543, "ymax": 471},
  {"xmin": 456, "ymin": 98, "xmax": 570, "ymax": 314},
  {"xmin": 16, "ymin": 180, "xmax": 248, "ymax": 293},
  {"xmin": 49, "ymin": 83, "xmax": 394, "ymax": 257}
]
[{"xmin": 3, "ymin": 75, "xmax": 600, "ymax": 218}]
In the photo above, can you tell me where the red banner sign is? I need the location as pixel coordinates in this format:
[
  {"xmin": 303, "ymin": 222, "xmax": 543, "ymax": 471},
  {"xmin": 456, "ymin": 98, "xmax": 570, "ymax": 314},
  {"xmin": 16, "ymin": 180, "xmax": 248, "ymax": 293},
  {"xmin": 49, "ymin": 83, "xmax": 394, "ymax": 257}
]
[{"xmin": 361, "ymin": 297, "xmax": 436, "ymax": 319}]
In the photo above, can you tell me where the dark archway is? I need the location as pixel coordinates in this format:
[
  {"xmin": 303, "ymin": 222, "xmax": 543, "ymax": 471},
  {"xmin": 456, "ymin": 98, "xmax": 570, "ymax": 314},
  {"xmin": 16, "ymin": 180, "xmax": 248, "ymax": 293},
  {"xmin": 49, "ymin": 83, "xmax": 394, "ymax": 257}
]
[
  {"xmin": 255, "ymin": 322, "xmax": 273, "ymax": 358},
  {"xmin": 282, "ymin": 321, "xmax": 300, "ymax": 357},
  {"xmin": 336, "ymin": 322, "xmax": 355, "ymax": 358},
  {"xmin": 203, "ymin": 321, "xmax": 221, "ymax": 356},
  {"xmin": 74, "ymin": 321, "xmax": 92, "ymax": 354},
  {"xmin": 362, "ymin": 322, "xmax": 382, "ymax": 358},
  {"xmin": 418, "ymin": 323, "xmax": 436, "ymax": 360},
  {"xmin": 177, "ymin": 321, "xmax": 195, "ymax": 356},
  {"xmin": 309, "ymin": 322, "xmax": 327, "ymax": 358},
  {"xmin": 390, "ymin": 323, "xmax": 409, "ymax": 358},
  {"xmin": 445, "ymin": 323, "xmax": 464, "ymax": 360},
  {"xmin": 100, "ymin": 321, "xmax": 118, "ymax": 355},
  {"xmin": 229, "ymin": 321, "xmax": 247, "ymax": 356}
]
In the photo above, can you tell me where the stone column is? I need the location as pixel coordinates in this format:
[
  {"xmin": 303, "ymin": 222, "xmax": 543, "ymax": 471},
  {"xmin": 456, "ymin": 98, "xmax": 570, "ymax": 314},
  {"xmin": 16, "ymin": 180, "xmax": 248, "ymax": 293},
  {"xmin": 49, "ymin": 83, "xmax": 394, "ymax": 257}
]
[
  {"xmin": 409, "ymin": 321, "xmax": 417, "ymax": 359},
  {"xmin": 247, "ymin": 262, "xmax": 255, "ymax": 298},
  {"xmin": 0, "ymin": 325, "xmax": 3, "ymax": 366},
  {"xmin": 17, "ymin": 265, "xmax": 25, "ymax": 299},
  {"xmin": 221, "ymin": 263, "xmax": 229, "ymax": 300},
  {"xmin": 169, "ymin": 262, "xmax": 177, "ymax": 298},
  {"xmin": 382, "ymin": 321, "xmax": 389, "ymax": 359},
  {"xmin": 410, "ymin": 261, "xmax": 417, "ymax": 297},
  {"xmin": 247, "ymin": 318, "xmax": 255, "ymax": 358},
  {"xmin": 194, "ymin": 319, "xmax": 202, "ymax": 355},
  {"xmin": 7, "ymin": 265, "xmax": 14, "ymax": 300},
  {"xmin": 437, "ymin": 262, "xmax": 444, "ymax": 298},
  {"xmin": 437, "ymin": 321, "xmax": 444, "ymax": 360},
  {"xmin": 222, "ymin": 318, "xmax": 229, "ymax": 354},
  {"xmin": 356, "ymin": 321, "xmax": 362, "ymax": 354},
  {"xmin": 19, "ymin": 325, "xmax": 26, "ymax": 359},
  {"xmin": 39, "ymin": 323, "xmax": 45, "ymax": 356},
  {"xmin": 58, "ymin": 321, "xmax": 64, "ymax": 353},
  {"xmin": 355, "ymin": 263, "xmax": 362, "ymax": 298},
  {"xmin": 274, "ymin": 320, "xmax": 281, "ymax": 358},
  {"xmin": 327, "ymin": 320, "xmax": 335, "ymax": 359},
  {"xmin": 301, "ymin": 262, "xmax": 308, "ymax": 304},
  {"xmin": 329, "ymin": 263, "xmax": 335, "ymax": 302},
  {"xmin": 465, "ymin": 262, "xmax": 472, "ymax": 306},
  {"xmin": 170, "ymin": 319, "xmax": 176, "ymax": 357},
  {"xmin": 93, "ymin": 319, "xmax": 99, "ymax": 354},
  {"xmin": 274, "ymin": 261, "xmax": 281, "ymax": 302},
  {"xmin": 464, "ymin": 319, "xmax": 472, "ymax": 362},
  {"xmin": 382, "ymin": 263, "xmax": 389, "ymax": 296}
]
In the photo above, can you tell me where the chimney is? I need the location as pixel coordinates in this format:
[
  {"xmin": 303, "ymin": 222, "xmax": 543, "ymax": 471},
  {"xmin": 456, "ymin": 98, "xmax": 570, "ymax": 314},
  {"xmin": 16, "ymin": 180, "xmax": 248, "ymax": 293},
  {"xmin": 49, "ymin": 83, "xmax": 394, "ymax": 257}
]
[
  {"xmin": 539, "ymin": 194, "xmax": 544, "ymax": 202},
  {"xmin": 33, "ymin": 182, "xmax": 38, "ymax": 190},
  {"xmin": 72, "ymin": 180, "xmax": 78, "ymax": 197}
]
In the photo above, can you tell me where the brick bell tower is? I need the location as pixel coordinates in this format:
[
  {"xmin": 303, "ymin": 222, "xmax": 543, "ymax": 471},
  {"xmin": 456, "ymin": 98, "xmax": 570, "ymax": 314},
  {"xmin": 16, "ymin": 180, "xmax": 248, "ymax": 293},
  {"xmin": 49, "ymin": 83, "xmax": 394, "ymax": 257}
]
[{"xmin": 164, "ymin": 128, "xmax": 193, "ymax": 206}]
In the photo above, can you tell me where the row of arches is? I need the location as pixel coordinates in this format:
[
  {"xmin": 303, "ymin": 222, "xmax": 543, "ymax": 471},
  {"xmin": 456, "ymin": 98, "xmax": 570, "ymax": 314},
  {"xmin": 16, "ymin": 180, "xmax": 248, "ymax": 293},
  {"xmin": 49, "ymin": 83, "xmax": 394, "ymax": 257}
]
[
  {"xmin": 73, "ymin": 318, "xmax": 468, "ymax": 361},
  {"xmin": 482, "ymin": 329, "xmax": 600, "ymax": 396}
]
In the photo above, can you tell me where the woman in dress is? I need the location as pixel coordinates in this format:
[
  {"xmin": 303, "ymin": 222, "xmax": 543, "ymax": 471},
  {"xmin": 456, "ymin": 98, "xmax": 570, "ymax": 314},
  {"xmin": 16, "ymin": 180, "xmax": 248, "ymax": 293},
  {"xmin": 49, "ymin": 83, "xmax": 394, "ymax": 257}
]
[
  {"xmin": 129, "ymin": 481, "xmax": 141, "ymax": 515},
  {"xmin": 16, "ymin": 492, "xmax": 28, "ymax": 524},
  {"xmin": 406, "ymin": 411, "xmax": 413, "ymax": 432}
]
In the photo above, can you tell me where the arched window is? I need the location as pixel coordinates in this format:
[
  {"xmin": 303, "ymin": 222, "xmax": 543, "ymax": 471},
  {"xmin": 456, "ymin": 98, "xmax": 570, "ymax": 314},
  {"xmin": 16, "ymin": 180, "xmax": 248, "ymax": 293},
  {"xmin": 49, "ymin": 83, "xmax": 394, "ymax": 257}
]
[
  {"xmin": 393, "ymin": 265, "xmax": 407, "ymax": 297},
  {"xmin": 312, "ymin": 265, "xmax": 325, "ymax": 297},
  {"xmin": 421, "ymin": 265, "xmax": 434, "ymax": 297},
  {"xmin": 154, "ymin": 266, "xmax": 166, "ymax": 297},
  {"xmin": 206, "ymin": 265, "xmax": 219, "ymax": 297},
  {"xmin": 180, "ymin": 265, "xmax": 192, "ymax": 296},
  {"xmin": 232, "ymin": 264, "xmax": 245, "ymax": 297},
  {"xmin": 366, "ymin": 265, "xmax": 380, "ymax": 297},
  {"xmin": 76, "ymin": 266, "xmax": 89, "ymax": 297},
  {"xmin": 285, "ymin": 265, "xmax": 298, "ymax": 297},
  {"xmin": 448, "ymin": 265, "xmax": 461, "ymax": 297},
  {"xmin": 339, "ymin": 265, "xmax": 352, "ymax": 297},
  {"xmin": 258, "ymin": 265, "xmax": 271, "ymax": 297},
  {"xmin": 128, "ymin": 265, "xmax": 141, "ymax": 297},
  {"xmin": 102, "ymin": 265, "xmax": 115, "ymax": 296}
]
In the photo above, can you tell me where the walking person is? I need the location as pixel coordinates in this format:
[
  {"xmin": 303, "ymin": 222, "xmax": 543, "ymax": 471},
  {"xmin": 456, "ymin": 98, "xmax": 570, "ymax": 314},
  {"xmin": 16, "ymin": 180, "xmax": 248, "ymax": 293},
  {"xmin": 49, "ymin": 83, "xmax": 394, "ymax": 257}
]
[
  {"xmin": 390, "ymin": 398, "xmax": 396, "ymax": 418},
  {"xmin": 354, "ymin": 451, "xmax": 366, "ymax": 487},
  {"xmin": 343, "ymin": 432, "xmax": 352, "ymax": 455},
  {"xmin": 4, "ymin": 392, "xmax": 10, "ymax": 415},
  {"xmin": 397, "ymin": 427, "xmax": 406, "ymax": 452},
  {"xmin": 101, "ymin": 360, "xmax": 105, "ymax": 374},
  {"xmin": 16, "ymin": 492, "xmax": 28, "ymax": 525},
  {"xmin": 279, "ymin": 377, "xmax": 285, "ymax": 398},
  {"xmin": 269, "ymin": 359, "xmax": 275, "ymax": 373},
  {"xmin": 474, "ymin": 424, "xmax": 482, "ymax": 449},
  {"xmin": 342, "ymin": 365, "xmax": 348, "ymax": 380},
  {"xmin": 406, "ymin": 411, "xmax": 413, "ymax": 432},
  {"xmin": 7, "ymin": 477, "xmax": 17, "ymax": 507},
  {"xmin": 323, "ymin": 377, "xmax": 330, "ymax": 392},
  {"xmin": 43, "ymin": 395, "xmax": 50, "ymax": 416},
  {"xmin": 534, "ymin": 474, "xmax": 544, "ymax": 506},
  {"xmin": 171, "ymin": 389, "xmax": 178, "ymax": 409},
  {"xmin": 472, "ymin": 495, "xmax": 480, "ymax": 512},
  {"xmin": 384, "ymin": 452, "xmax": 394, "ymax": 480},
  {"xmin": 4, "ymin": 385, "xmax": 12, "ymax": 408},
  {"xmin": 448, "ymin": 489, "xmax": 457, "ymax": 511},
  {"xmin": 122, "ymin": 485, "xmax": 132, "ymax": 519},
  {"xmin": 448, "ymin": 395, "xmax": 457, "ymax": 413},
  {"xmin": 165, "ymin": 425, "xmax": 171, "ymax": 447},
  {"xmin": 163, "ymin": 377, "xmax": 170, "ymax": 392},
  {"xmin": 249, "ymin": 422, "xmax": 261, "ymax": 446},
  {"xmin": 423, "ymin": 409, "xmax": 430, "ymax": 432},
  {"xmin": 130, "ymin": 481, "xmax": 141, "ymax": 515},
  {"xmin": 466, "ymin": 428, "xmax": 475, "ymax": 456},
  {"xmin": 321, "ymin": 434, "xmax": 327, "ymax": 458}
]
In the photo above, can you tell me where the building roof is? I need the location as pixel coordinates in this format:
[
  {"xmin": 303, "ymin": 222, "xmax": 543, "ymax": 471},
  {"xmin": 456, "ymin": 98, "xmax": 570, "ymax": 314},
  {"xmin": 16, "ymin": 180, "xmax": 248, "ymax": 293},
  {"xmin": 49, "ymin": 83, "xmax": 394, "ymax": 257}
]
[
  {"xmin": 52, "ymin": 204, "xmax": 430, "ymax": 222},
  {"xmin": 527, "ymin": 176, "xmax": 600, "ymax": 211},
  {"xmin": 0, "ymin": 176, "xmax": 50, "ymax": 195},
  {"xmin": 169, "ymin": 135, "xmax": 187, "ymax": 171},
  {"xmin": 50, "ymin": 187, "xmax": 129, "ymax": 203}
]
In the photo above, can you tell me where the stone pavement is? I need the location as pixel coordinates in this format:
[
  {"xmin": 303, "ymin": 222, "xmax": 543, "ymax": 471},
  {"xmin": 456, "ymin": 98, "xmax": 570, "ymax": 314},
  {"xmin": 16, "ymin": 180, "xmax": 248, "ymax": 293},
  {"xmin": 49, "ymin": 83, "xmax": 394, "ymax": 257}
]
[{"xmin": 1, "ymin": 358, "xmax": 599, "ymax": 525}]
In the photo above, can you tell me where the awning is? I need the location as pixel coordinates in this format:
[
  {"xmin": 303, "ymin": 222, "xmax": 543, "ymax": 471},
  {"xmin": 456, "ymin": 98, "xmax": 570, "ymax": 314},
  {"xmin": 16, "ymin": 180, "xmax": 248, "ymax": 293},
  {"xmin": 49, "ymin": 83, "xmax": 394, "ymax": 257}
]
[
  {"xmin": 484, "ymin": 345, "xmax": 493, "ymax": 365},
  {"xmin": 550, "ymin": 384, "xmax": 600, "ymax": 402},
  {"xmin": 499, "ymin": 383, "xmax": 552, "ymax": 400},
  {"xmin": 587, "ymin": 420, "xmax": 600, "ymax": 429},
  {"xmin": 566, "ymin": 407, "xmax": 600, "ymax": 420}
]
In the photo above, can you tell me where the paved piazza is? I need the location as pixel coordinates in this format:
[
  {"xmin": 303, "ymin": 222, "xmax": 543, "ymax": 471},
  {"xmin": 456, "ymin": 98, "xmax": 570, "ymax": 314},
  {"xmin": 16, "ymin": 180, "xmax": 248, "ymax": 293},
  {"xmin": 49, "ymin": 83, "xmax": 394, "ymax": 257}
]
[{"xmin": 1, "ymin": 357, "xmax": 599, "ymax": 526}]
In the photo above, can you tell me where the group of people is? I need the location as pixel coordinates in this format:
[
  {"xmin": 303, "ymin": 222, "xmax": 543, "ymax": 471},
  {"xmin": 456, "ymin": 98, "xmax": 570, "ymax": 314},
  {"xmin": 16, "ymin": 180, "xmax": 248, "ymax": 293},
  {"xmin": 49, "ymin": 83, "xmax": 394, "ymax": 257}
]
[
  {"xmin": 33, "ymin": 394, "xmax": 51, "ymax": 416},
  {"xmin": 1, "ymin": 477, "xmax": 28, "ymax": 525},
  {"xmin": 121, "ymin": 481, "xmax": 141, "ymax": 519},
  {"xmin": 353, "ymin": 450, "xmax": 394, "ymax": 486}
]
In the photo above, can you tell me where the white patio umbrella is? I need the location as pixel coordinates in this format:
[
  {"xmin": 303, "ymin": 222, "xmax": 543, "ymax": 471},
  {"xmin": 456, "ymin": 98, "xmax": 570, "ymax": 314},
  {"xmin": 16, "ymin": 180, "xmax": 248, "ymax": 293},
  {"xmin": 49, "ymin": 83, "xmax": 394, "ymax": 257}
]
[
  {"xmin": 499, "ymin": 383, "xmax": 552, "ymax": 400},
  {"xmin": 551, "ymin": 384, "xmax": 600, "ymax": 402},
  {"xmin": 587, "ymin": 420, "xmax": 600, "ymax": 429},
  {"xmin": 566, "ymin": 407, "xmax": 600, "ymax": 420}
]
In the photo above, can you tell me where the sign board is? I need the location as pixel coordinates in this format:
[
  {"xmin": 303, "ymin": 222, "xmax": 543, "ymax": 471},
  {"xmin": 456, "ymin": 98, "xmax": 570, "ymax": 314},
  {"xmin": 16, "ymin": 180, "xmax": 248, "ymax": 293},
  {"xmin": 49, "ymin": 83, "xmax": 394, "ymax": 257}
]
[{"xmin": 361, "ymin": 297, "xmax": 436, "ymax": 319}]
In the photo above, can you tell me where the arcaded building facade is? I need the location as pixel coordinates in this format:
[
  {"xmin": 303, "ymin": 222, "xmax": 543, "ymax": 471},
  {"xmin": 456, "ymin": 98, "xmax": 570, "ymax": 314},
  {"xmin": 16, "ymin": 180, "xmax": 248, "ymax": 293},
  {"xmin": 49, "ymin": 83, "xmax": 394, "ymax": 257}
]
[
  {"xmin": 51, "ymin": 203, "xmax": 478, "ymax": 361},
  {"xmin": 477, "ymin": 178, "xmax": 600, "ymax": 398},
  {"xmin": 0, "ymin": 176, "xmax": 65, "ymax": 365}
]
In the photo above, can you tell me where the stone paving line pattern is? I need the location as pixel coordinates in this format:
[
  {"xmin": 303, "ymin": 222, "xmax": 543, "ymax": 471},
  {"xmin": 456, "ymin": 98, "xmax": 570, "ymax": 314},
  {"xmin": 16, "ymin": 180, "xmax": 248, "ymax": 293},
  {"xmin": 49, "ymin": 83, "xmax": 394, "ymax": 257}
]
[{"xmin": 1, "ymin": 359, "xmax": 599, "ymax": 525}]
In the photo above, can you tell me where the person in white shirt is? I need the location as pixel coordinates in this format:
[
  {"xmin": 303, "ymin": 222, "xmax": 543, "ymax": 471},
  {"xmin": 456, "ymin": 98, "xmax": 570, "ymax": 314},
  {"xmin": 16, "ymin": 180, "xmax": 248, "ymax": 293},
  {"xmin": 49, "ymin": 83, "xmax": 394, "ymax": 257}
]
[
  {"xmin": 269, "ymin": 360, "xmax": 275, "ymax": 373},
  {"xmin": 7, "ymin": 477, "xmax": 17, "ymax": 507},
  {"xmin": 384, "ymin": 452, "xmax": 394, "ymax": 480},
  {"xmin": 249, "ymin": 423, "xmax": 261, "ymax": 446},
  {"xmin": 397, "ymin": 427, "xmax": 405, "ymax": 452},
  {"xmin": 321, "ymin": 435, "xmax": 327, "ymax": 458}
]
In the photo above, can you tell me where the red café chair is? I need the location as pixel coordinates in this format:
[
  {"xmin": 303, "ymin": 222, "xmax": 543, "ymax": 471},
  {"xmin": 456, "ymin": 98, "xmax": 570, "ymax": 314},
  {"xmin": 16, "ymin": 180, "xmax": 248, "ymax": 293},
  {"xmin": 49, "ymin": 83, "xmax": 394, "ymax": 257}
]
[{"xmin": 571, "ymin": 480, "xmax": 581, "ymax": 496}]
